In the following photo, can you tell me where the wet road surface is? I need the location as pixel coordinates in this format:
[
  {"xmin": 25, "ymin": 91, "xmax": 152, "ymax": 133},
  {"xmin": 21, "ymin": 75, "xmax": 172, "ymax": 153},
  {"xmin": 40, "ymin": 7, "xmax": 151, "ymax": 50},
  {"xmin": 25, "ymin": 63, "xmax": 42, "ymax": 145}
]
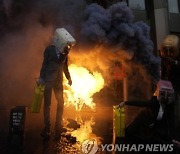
[
  {"xmin": 0, "ymin": 97, "xmax": 179, "ymax": 154},
  {"xmin": 0, "ymin": 102, "xmax": 144, "ymax": 154}
]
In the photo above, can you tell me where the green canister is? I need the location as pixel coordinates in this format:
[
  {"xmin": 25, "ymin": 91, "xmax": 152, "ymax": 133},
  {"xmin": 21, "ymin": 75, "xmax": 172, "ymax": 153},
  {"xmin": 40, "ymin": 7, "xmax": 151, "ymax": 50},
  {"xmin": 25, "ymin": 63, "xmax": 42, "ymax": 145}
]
[{"xmin": 31, "ymin": 84, "xmax": 45, "ymax": 113}]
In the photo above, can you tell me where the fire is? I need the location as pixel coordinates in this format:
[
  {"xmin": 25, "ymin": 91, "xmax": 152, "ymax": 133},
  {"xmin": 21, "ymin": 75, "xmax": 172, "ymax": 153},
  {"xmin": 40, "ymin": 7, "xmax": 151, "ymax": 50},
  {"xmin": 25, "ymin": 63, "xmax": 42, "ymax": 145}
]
[
  {"xmin": 63, "ymin": 64, "xmax": 104, "ymax": 111},
  {"xmin": 71, "ymin": 117, "xmax": 98, "ymax": 144}
]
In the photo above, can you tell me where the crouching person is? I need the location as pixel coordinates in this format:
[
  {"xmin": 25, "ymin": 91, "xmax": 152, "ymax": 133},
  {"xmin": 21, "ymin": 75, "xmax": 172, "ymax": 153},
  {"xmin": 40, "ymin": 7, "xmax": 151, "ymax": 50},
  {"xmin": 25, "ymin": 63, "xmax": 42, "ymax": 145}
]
[{"xmin": 118, "ymin": 80, "xmax": 175, "ymax": 143}]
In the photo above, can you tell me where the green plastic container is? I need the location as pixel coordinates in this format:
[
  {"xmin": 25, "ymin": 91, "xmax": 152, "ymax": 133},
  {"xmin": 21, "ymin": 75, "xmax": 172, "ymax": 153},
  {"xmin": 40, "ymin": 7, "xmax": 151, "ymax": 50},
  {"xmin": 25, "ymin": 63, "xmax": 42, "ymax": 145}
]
[
  {"xmin": 31, "ymin": 84, "xmax": 45, "ymax": 113},
  {"xmin": 113, "ymin": 106, "xmax": 125, "ymax": 138}
]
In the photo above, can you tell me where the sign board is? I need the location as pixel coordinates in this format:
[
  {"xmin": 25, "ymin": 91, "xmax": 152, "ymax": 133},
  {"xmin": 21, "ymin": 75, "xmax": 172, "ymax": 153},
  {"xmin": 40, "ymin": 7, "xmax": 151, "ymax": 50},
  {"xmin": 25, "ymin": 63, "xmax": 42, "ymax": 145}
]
[{"xmin": 10, "ymin": 106, "xmax": 26, "ymax": 132}]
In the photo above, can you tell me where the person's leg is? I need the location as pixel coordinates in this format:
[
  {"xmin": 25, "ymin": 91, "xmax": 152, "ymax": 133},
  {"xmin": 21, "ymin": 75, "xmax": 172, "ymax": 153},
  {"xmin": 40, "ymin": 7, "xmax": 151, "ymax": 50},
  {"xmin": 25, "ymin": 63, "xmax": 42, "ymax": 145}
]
[
  {"xmin": 53, "ymin": 80, "xmax": 64, "ymax": 138},
  {"xmin": 41, "ymin": 82, "xmax": 53, "ymax": 139},
  {"xmin": 174, "ymin": 92, "xmax": 180, "ymax": 140}
]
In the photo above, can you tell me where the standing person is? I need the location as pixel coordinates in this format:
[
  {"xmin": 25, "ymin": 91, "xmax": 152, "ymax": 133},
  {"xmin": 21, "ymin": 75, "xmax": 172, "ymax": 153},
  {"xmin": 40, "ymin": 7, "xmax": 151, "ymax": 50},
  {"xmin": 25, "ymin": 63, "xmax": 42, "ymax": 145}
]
[
  {"xmin": 160, "ymin": 35, "xmax": 180, "ymax": 140},
  {"xmin": 160, "ymin": 35, "xmax": 180, "ymax": 91},
  {"xmin": 38, "ymin": 28, "xmax": 75, "ymax": 140}
]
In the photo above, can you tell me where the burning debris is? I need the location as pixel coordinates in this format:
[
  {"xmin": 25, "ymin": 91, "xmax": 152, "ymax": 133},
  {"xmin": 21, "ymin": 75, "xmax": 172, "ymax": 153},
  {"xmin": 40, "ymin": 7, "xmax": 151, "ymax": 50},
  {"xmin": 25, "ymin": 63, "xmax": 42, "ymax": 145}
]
[
  {"xmin": 55, "ymin": 114, "xmax": 102, "ymax": 153},
  {"xmin": 63, "ymin": 115, "xmax": 101, "ymax": 145},
  {"xmin": 71, "ymin": 117, "xmax": 96, "ymax": 144},
  {"xmin": 67, "ymin": 118, "xmax": 80, "ymax": 130}
]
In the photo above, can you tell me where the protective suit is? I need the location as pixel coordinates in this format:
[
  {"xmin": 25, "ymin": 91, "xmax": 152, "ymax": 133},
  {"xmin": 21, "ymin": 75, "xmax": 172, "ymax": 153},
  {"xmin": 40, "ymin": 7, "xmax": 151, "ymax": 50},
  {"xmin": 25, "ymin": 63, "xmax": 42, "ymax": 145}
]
[{"xmin": 39, "ymin": 28, "xmax": 75, "ymax": 140}]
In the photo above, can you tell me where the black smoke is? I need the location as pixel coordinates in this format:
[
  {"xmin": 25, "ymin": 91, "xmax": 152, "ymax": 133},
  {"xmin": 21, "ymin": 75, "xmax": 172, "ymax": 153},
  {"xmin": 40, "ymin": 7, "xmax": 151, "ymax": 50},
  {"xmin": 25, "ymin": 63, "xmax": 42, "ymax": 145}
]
[
  {"xmin": 0, "ymin": 0, "xmax": 86, "ymax": 35},
  {"xmin": 81, "ymin": 2, "xmax": 160, "ymax": 81}
]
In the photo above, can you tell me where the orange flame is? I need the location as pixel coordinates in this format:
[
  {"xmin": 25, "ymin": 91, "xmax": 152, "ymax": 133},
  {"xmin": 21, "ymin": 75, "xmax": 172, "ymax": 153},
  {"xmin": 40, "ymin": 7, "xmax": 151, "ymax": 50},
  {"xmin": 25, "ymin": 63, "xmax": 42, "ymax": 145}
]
[
  {"xmin": 63, "ymin": 64, "xmax": 104, "ymax": 111},
  {"xmin": 71, "ymin": 117, "xmax": 96, "ymax": 143}
]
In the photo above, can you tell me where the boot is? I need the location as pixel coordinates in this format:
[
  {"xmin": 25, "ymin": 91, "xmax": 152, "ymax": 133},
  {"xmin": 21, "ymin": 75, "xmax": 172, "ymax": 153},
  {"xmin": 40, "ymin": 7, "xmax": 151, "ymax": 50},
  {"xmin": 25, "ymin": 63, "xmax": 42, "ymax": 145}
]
[
  {"xmin": 40, "ymin": 127, "xmax": 50, "ymax": 140},
  {"xmin": 54, "ymin": 126, "xmax": 67, "ymax": 141}
]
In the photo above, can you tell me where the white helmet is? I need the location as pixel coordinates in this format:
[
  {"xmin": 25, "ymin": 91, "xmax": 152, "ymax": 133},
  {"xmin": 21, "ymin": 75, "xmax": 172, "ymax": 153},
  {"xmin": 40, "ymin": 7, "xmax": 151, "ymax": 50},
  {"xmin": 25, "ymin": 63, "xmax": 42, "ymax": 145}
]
[{"xmin": 53, "ymin": 28, "xmax": 76, "ymax": 54}]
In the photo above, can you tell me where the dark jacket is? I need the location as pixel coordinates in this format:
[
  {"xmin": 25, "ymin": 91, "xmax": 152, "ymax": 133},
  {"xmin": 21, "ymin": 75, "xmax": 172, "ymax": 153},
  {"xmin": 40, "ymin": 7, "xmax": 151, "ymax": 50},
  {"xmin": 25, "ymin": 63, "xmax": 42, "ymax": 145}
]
[
  {"xmin": 161, "ymin": 57, "xmax": 180, "ymax": 92},
  {"xmin": 125, "ymin": 96, "xmax": 173, "ymax": 123},
  {"xmin": 40, "ymin": 45, "xmax": 71, "ymax": 82}
]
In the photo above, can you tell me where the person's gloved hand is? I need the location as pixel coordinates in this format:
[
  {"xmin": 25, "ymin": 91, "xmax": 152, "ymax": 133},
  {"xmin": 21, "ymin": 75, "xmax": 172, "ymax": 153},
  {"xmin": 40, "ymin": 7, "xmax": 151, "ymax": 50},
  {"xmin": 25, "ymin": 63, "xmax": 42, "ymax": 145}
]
[
  {"xmin": 37, "ymin": 78, "xmax": 45, "ymax": 86},
  {"xmin": 68, "ymin": 78, "xmax": 72, "ymax": 86},
  {"xmin": 62, "ymin": 45, "xmax": 71, "ymax": 55},
  {"xmin": 117, "ymin": 102, "xmax": 125, "ymax": 108}
]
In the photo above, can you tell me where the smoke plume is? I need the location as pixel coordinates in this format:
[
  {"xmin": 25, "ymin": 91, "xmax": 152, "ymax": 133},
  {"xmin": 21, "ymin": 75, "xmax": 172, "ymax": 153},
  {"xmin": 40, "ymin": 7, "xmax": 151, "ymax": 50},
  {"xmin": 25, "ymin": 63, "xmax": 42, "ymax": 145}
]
[{"xmin": 80, "ymin": 2, "xmax": 160, "ymax": 82}]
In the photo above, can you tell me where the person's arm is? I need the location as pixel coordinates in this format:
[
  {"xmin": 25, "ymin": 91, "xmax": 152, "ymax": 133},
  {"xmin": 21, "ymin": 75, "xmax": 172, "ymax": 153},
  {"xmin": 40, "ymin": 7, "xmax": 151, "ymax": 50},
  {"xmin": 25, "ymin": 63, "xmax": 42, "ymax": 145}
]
[
  {"xmin": 125, "ymin": 100, "xmax": 150, "ymax": 107},
  {"xmin": 118, "ymin": 100, "xmax": 151, "ymax": 108},
  {"xmin": 164, "ymin": 57, "xmax": 180, "ymax": 67},
  {"xmin": 39, "ymin": 47, "xmax": 49, "ymax": 79},
  {"xmin": 63, "ymin": 57, "xmax": 72, "ymax": 85}
]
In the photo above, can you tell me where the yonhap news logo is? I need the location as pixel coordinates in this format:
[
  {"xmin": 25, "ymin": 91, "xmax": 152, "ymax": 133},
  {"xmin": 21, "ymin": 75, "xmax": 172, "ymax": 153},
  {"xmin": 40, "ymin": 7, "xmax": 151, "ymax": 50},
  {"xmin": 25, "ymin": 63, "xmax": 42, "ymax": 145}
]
[
  {"xmin": 100, "ymin": 144, "xmax": 174, "ymax": 152},
  {"xmin": 81, "ymin": 139, "xmax": 98, "ymax": 154},
  {"xmin": 81, "ymin": 139, "xmax": 174, "ymax": 153}
]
